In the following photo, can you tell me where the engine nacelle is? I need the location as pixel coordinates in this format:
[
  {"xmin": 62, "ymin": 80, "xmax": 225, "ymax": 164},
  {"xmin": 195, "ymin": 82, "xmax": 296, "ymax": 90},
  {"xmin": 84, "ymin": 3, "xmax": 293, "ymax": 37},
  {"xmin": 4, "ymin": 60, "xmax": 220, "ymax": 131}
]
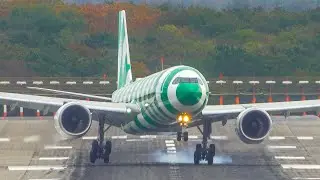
[
  {"xmin": 54, "ymin": 102, "xmax": 92, "ymax": 139},
  {"xmin": 235, "ymin": 108, "xmax": 272, "ymax": 144}
]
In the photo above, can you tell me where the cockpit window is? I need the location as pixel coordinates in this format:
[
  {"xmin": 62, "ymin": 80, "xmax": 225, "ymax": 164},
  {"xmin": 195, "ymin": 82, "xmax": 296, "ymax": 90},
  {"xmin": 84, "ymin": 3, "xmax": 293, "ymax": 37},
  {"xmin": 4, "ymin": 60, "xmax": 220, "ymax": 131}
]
[
  {"xmin": 172, "ymin": 77, "xmax": 202, "ymax": 84},
  {"xmin": 189, "ymin": 78, "xmax": 198, "ymax": 83},
  {"xmin": 198, "ymin": 78, "xmax": 203, "ymax": 85},
  {"xmin": 172, "ymin": 77, "xmax": 181, "ymax": 84}
]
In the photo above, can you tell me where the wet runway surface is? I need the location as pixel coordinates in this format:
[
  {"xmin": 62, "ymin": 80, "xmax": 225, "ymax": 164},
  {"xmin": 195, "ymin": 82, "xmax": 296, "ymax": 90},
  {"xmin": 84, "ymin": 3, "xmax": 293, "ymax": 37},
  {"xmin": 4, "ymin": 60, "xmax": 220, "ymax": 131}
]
[{"xmin": 0, "ymin": 116, "xmax": 320, "ymax": 180}]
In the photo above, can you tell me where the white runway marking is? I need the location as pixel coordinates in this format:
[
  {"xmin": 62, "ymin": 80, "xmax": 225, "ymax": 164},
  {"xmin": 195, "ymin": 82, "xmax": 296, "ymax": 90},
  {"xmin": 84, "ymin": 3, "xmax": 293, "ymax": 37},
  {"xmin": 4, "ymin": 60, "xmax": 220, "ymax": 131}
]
[
  {"xmin": 210, "ymin": 136, "xmax": 228, "ymax": 140},
  {"xmin": 8, "ymin": 166, "xmax": 66, "ymax": 171},
  {"xmin": 29, "ymin": 179, "xmax": 61, "ymax": 180},
  {"xmin": 297, "ymin": 136, "xmax": 314, "ymax": 140},
  {"xmin": 82, "ymin": 136, "xmax": 96, "ymax": 140},
  {"xmin": 189, "ymin": 135, "xmax": 198, "ymax": 139},
  {"xmin": 140, "ymin": 135, "xmax": 157, "ymax": 139},
  {"xmin": 167, "ymin": 150, "xmax": 177, "ymax": 154},
  {"xmin": 39, "ymin": 157, "xmax": 69, "ymax": 161},
  {"xmin": 267, "ymin": 145, "xmax": 296, "ymax": 149},
  {"xmin": 0, "ymin": 138, "xmax": 10, "ymax": 142},
  {"xmin": 24, "ymin": 135, "xmax": 40, "ymax": 143},
  {"xmin": 167, "ymin": 147, "xmax": 176, "ymax": 151},
  {"xmin": 165, "ymin": 143, "xmax": 176, "ymax": 147},
  {"xmin": 275, "ymin": 156, "xmax": 305, "ymax": 160},
  {"xmin": 112, "ymin": 135, "xmax": 127, "ymax": 139},
  {"xmin": 281, "ymin": 164, "xmax": 320, "ymax": 169},
  {"xmin": 44, "ymin": 145, "xmax": 72, "ymax": 150},
  {"xmin": 269, "ymin": 136, "xmax": 286, "ymax": 140},
  {"xmin": 126, "ymin": 139, "xmax": 149, "ymax": 142},
  {"xmin": 292, "ymin": 178, "xmax": 320, "ymax": 180},
  {"xmin": 165, "ymin": 140, "xmax": 174, "ymax": 144},
  {"xmin": 165, "ymin": 140, "xmax": 176, "ymax": 154}
]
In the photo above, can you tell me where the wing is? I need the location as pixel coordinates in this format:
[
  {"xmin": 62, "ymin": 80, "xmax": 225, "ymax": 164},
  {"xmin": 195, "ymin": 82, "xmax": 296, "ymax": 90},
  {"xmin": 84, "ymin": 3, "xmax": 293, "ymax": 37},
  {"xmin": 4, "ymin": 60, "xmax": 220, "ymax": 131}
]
[
  {"xmin": 27, "ymin": 86, "xmax": 112, "ymax": 101},
  {"xmin": 201, "ymin": 99, "xmax": 320, "ymax": 120},
  {"xmin": 0, "ymin": 92, "xmax": 140, "ymax": 125}
]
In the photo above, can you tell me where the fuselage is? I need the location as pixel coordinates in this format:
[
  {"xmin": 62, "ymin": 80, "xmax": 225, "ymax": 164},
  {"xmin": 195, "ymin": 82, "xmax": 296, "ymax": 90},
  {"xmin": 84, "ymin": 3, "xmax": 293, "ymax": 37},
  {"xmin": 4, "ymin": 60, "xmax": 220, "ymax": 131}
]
[{"xmin": 112, "ymin": 65, "xmax": 209, "ymax": 134}]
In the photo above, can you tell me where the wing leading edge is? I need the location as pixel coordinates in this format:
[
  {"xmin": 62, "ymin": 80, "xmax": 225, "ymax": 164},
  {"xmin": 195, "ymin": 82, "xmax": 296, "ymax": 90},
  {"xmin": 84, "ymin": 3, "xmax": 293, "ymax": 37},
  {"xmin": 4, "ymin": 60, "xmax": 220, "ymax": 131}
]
[
  {"xmin": 27, "ymin": 86, "xmax": 112, "ymax": 101},
  {"xmin": 202, "ymin": 99, "xmax": 320, "ymax": 119},
  {"xmin": 0, "ymin": 92, "xmax": 140, "ymax": 120}
]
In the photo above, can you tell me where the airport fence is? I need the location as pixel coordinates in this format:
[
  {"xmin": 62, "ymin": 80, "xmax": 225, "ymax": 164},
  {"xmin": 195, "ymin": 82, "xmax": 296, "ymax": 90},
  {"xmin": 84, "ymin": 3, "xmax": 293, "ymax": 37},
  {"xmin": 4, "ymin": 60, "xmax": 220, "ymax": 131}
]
[{"xmin": 1, "ymin": 76, "xmax": 320, "ymax": 117}]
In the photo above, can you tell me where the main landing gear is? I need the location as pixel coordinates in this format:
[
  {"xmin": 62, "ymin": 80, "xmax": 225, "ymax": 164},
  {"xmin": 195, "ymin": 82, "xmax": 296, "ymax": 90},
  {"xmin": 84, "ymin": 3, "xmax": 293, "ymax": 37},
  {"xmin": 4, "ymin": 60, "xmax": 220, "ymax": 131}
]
[
  {"xmin": 89, "ymin": 114, "xmax": 112, "ymax": 164},
  {"xmin": 194, "ymin": 118, "xmax": 215, "ymax": 165}
]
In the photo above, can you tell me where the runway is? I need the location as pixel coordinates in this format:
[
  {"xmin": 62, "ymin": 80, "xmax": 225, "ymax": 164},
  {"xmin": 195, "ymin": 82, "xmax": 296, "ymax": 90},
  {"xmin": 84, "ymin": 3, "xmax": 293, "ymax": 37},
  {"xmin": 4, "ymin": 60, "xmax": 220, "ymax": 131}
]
[{"xmin": 1, "ymin": 116, "xmax": 320, "ymax": 180}]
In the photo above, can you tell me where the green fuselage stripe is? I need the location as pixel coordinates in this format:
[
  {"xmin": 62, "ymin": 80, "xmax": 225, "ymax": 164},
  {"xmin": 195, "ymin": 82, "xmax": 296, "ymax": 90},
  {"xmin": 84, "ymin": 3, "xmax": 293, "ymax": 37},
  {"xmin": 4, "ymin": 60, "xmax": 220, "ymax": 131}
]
[
  {"xmin": 134, "ymin": 116, "xmax": 148, "ymax": 130},
  {"xmin": 160, "ymin": 67, "xmax": 192, "ymax": 115}
]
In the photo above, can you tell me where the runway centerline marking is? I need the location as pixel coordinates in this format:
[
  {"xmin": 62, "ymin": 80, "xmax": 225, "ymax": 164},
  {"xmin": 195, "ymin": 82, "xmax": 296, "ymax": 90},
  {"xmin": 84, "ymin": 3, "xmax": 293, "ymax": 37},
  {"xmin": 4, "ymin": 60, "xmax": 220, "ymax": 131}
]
[
  {"xmin": 44, "ymin": 145, "xmax": 72, "ymax": 150},
  {"xmin": 167, "ymin": 147, "xmax": 176, "ymax": 151},
  {"xmin": 165, "ymin": 143, "xmax": 176, "ymax": 147},
  {"xmin": 281, "ymin": 164, "xmax": 320, "ymax": 169},
  {"xmin": 275, "ymin": 156, "xmax": 305, "ymax": 160},
  {"xmin": 165, "ymin": 140, "xmax": 174, "ymax": 144},
  {"xmin": 39, "ymin": 157, "xmax": 69, "ymax": 161},
  {"xmin": 8, "ymin": 166, "xmax": 67, "ymax": 171}
]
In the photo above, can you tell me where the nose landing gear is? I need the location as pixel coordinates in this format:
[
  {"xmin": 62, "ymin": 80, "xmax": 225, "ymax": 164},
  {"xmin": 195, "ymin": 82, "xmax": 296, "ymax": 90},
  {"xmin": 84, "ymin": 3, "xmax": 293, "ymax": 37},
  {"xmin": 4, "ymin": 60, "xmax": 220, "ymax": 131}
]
[
  {"xmin": 194, "ymin": 118, "xmax": 215, "ymax": 165},
  {"xmin": 176, "ymin": 112, "xmax": 191, "ymax": 142},
  {"xmin": 89, "ymin": 114, "xmax": 112, "ymax": 164},
  {"xmin": 177, "ymin": 131, "xmax": 188, "ymax": 141}
]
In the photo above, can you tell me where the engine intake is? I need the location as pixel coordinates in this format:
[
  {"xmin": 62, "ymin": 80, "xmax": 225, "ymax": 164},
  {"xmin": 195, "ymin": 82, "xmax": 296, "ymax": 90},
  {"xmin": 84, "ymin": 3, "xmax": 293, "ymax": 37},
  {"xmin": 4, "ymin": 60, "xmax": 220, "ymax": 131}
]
[
  {"xmin": 235, "ymin": 108, "xmax": 272, "ymax": 144},
  {"xmin": 54, "ymin": 102, "xmax": 92, "ymax": 139}
]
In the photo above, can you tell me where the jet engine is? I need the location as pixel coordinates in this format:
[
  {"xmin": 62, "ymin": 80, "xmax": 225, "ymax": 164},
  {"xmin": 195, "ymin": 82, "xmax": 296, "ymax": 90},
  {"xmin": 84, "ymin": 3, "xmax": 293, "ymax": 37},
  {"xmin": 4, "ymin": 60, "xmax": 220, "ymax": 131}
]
[
  {"xmin": 235, "ymin": 107, "xmax": 272, "ymax": 144},
  {"xmin": 54, "ymin": 102, "xmax": 92, "ymax": 139}
]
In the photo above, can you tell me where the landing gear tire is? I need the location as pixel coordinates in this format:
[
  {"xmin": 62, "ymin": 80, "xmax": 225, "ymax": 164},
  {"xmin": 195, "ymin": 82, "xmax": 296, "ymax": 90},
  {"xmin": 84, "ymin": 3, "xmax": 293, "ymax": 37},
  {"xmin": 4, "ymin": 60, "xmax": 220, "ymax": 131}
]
[
  {"xmin": 177, "ymin": 132, "xmax": 182, "ymax": 141},
  {"xmin": 207, "ymin": 144, "xmax": 215, "ymax": 165},
  {"xmin": 105, "ymin": 140, "xmax": 112, "ymax": 155},
  {"xmin": 194, "ymin": 119, "xmax": 216, "ymax": 165},
  {"xmin": 89, "ymin": 113, "xmax": 112, "ymax": 164},
  {"xmin": 90, "ymin": 140, "xmax": 99, "ymax": 164},
  {"xmin": 194, "ymin": 144, "xmax": 202, "ymax": 165},
  {"xmin": 103, "ymin": 153, "xmax": 110, "ymax": 163},
  {"xmin": 183, "ymin": 132, "xmax": 188, "ymax": 141},
  {"xmin": 103, "ymin": 140, "xmax": 112, "ymax": 163},
  {"xmin": 209, "ymin": 144, "xmax": 215, "ymax": 156}
]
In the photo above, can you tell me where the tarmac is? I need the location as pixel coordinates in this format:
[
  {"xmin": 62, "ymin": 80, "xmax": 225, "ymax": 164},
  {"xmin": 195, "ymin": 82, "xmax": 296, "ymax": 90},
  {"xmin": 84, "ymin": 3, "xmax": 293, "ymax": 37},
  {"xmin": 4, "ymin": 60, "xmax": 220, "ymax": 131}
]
[{"xmin": 0, "ymin": 116, "xmax": 320, "ymax": 180}]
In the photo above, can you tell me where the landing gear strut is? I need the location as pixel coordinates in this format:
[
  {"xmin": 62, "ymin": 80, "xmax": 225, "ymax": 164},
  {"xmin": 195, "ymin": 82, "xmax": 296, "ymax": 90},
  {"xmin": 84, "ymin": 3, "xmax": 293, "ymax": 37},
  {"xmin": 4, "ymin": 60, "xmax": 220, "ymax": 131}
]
[
  {"xmin": 89, "ymin": 113, "xmax": 112, "ymax": 164},
  {"xmin": 194, "ymin": 118, "xmax": 215, "ymax": 165}
]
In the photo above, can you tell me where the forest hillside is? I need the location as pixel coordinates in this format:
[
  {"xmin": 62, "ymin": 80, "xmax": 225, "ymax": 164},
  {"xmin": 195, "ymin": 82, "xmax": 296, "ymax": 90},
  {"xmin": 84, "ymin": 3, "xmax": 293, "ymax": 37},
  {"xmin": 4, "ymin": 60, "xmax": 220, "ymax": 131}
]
[{"xmin": 0, "ymin": 0, "xmax": 320, "ymax": 77}]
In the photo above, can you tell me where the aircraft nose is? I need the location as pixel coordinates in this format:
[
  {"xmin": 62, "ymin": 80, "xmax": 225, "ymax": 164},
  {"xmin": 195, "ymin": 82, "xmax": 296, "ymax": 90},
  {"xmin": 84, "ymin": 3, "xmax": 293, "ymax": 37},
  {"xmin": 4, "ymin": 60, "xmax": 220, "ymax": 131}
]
[{"xmin": 176, "ymin": 83, "xmax": 202, "ymax": 106}]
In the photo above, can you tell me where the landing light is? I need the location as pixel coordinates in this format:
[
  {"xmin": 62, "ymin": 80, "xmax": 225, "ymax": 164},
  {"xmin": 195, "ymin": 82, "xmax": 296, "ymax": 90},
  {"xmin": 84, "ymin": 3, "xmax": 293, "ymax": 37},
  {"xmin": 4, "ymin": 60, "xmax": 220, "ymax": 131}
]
[
  {"xmin": 183, "ymin": 116, "xmax": 189, "ymax": 122},
  {"xmin": 177, "ymin": 112, "xmax": 192, "ymax": 126}
]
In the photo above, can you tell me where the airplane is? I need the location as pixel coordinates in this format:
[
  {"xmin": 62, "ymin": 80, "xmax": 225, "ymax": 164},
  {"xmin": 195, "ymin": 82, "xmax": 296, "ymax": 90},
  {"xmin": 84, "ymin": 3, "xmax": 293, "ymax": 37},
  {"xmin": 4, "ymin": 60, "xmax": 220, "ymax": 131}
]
[{"xmin": 1, "ymin": 10, "xmax": 320, "ymax": 165}]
